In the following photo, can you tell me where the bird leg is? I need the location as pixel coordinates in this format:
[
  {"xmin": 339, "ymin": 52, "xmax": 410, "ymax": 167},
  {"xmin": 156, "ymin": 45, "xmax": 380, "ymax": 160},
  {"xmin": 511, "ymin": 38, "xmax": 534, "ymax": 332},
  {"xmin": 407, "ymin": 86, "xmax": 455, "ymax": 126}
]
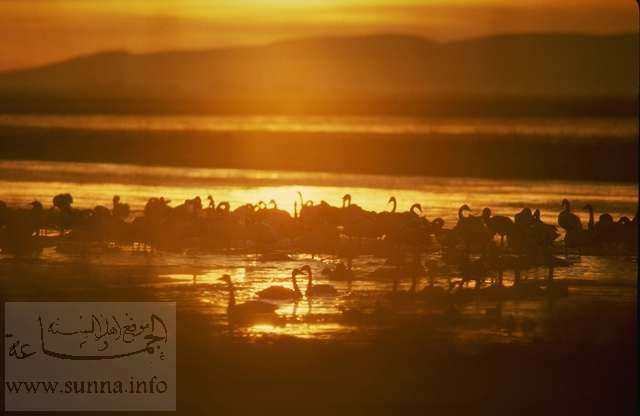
[{"xmin": 514, "ymin": 268, "xmax": 521, "ymax": 286}]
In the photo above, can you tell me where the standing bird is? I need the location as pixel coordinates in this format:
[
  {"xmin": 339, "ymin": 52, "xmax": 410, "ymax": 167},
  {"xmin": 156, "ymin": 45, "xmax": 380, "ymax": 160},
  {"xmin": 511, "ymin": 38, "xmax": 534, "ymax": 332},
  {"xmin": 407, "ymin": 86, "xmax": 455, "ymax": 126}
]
[
  {"xmin": 453, "ymin": 204, "xmax": 490, "ymax": 251},
  {"xmin": 256, "ymin": 268, "xmax": 304, "ymax": 300},
  {"xmin": 558, "ymin": 199, "xmax": 582, "ymax": 233},
  {"xmin": 219, "ymin": 275, "xmax": 278, "ymax": 324},
  {"xmin": 300, "ymin": 265, "xmax": 338, "ymax": 297},
  {"xmin": 112, "ymin": 195, "xmax": 130, "ymax": 220},
  {"xmin": 481, "ymin": 208, "xmax": 514, "ymax": 246},
  {"xmin": 514, "ymin": 207, "xmax": 534, "ymax": 228},
  {"xmin": 531, "ymin": 209, "xmax": 560, "ymax": 248},
  {"xmin": 557, "ymin": 199, "xmax": 583, "ymax": 254}
]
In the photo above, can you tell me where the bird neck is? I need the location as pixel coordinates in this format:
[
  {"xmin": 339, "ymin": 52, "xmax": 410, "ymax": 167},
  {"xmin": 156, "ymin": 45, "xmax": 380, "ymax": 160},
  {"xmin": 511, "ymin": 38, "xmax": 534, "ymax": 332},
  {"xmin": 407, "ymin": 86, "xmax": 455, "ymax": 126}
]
[
  {"xmin": 390, "ymin": 198, "xmax": 396, "ymax": 213},
  {"xmin": 292, "ymin": 276, "xmax": 301, "ymax": 293}
]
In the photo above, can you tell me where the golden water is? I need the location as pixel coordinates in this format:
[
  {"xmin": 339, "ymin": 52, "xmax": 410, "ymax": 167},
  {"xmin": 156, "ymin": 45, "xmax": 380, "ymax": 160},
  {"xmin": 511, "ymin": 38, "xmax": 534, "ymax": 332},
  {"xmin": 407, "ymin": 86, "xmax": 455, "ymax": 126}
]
[{"xmin": 0, "ymin": 158, "xmax": 637, "ymax": 341}]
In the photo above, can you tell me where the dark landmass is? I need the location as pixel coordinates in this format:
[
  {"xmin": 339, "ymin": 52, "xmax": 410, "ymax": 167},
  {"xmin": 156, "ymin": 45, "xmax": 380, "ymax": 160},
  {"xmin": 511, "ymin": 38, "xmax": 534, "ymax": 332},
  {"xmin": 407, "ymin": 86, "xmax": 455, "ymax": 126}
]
[
  {"xmin": 0, "ymin": 33, "xmax": 637, "ymax": 116},
  {"xmin": 0, "ymin": 126, "xmax": 637, "ymax": 182}
]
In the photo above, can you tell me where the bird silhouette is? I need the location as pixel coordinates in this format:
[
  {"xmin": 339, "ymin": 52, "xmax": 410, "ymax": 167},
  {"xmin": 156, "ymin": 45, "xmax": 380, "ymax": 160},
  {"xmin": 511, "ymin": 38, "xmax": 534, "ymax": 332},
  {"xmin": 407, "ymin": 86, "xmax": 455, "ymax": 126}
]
[
  {"xmin": 256, "ymin": 268, "xmax": 303, "ymax": 300},
  {"xmin": 219, "ymin": 275, "xmax": 279, "ymax": 324},
  {"xmin": 300, "ymin": 265, "xmax": 338, "ymax": 297}
]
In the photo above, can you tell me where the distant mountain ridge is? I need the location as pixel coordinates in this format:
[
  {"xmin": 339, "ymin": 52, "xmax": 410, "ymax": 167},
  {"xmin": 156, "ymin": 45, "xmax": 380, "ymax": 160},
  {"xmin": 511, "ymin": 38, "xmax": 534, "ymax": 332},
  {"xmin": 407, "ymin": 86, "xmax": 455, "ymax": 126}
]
[{"xmin": 0, "ymin": 33, "xmax": 637, "ymax": 115}]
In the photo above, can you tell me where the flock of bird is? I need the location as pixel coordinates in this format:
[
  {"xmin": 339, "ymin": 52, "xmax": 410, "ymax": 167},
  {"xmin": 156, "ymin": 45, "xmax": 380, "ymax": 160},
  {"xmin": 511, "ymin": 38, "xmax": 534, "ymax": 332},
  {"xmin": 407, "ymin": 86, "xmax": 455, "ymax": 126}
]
[
  {"xmin": 1, "ymin": 193, "xmax": 636, "ymax": 256},
  {"xmin": 1, "ymin": 192, "xmax": 637, "ymax": 324}
]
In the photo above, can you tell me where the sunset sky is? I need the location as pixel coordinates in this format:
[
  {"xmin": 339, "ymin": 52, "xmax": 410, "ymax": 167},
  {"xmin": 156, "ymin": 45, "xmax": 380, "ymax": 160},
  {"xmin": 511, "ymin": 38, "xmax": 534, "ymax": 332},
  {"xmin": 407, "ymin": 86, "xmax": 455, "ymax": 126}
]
[{"xmin": 0, "ymin": 0, "xmax": 637, "ymax": 71}]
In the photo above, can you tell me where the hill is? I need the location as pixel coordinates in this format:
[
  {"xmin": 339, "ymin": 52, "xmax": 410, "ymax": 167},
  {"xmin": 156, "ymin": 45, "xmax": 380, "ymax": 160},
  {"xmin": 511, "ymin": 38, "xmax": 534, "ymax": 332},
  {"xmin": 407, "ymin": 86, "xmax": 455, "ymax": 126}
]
[{"xmin": 0, "ymin": 33, "xmax": 637, "ymax": 115}]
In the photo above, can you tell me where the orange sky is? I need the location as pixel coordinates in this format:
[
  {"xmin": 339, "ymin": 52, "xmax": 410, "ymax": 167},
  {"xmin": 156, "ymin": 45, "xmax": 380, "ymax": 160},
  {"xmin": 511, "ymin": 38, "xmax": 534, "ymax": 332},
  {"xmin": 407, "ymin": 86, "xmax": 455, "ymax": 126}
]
[{"xmin": 0, "ymin": 0, "xmax": 637, "ymax": 71}]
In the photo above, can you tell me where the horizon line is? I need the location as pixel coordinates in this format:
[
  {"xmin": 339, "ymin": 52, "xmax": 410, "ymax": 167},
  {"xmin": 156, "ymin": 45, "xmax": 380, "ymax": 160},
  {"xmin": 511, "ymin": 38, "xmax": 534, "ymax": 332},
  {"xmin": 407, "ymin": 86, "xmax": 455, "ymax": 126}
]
[{"xmin": 1, "ymin": 29, "xmax": 637, "ymax": 75}]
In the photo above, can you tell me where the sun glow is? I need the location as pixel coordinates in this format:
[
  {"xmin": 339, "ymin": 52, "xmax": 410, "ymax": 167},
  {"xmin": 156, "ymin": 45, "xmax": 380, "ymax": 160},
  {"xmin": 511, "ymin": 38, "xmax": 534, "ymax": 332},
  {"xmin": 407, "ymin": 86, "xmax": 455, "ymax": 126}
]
[{"xmin": 0, "ymin": 0, "xmax": 636, "ymax": 71}]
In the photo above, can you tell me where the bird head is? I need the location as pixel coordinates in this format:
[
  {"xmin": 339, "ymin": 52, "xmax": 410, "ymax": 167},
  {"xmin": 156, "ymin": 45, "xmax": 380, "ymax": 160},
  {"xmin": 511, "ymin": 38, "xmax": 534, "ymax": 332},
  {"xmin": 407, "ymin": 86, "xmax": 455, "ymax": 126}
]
[
  {"xmin": 410, "ymin": 203, "xmax": 423, "ymax": 215},
  {"xmin": 299, "ymin": 265, "xmax": 312, "ymax": 276},
  {"xmin": 481, "ymin": 207, "xmax": 491, "ymax": 218},
  {"xmin": 458, "ymin": 204, "xmax": 472, "ymax": 219},
  {"xmin": 561, "ymin": 199, "xmax": 570, "ymax": 208},
  {"xmin": 29, "ymin": 200, "xmax": 43, "ymax": 210},
  {"xmin": 219, "ymin": 274, "xmax": 232, "ymax": 284}
]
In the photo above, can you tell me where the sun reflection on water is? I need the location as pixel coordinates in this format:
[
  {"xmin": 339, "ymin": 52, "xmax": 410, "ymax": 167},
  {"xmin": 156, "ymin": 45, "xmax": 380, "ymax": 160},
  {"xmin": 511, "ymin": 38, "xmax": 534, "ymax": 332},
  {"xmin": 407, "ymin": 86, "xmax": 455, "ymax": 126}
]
[{"xmin": 0, "ymin": 160, "xmax": 637, "ymax": 342}]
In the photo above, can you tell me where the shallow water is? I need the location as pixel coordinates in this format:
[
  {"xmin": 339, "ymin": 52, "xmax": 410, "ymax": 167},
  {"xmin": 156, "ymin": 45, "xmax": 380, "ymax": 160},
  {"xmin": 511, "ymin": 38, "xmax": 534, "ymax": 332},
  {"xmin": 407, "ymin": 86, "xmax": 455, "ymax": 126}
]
[
  {"xmin": 0, "ymin": 159, "xmax": 637, "ymax": 226},
  {"xmin": 0, "ymin": 152, "xmax": 638, "ymax": 342},
  {"xmin": 1, "ymin": 244, "xmax": 636, "ymax": 342}
]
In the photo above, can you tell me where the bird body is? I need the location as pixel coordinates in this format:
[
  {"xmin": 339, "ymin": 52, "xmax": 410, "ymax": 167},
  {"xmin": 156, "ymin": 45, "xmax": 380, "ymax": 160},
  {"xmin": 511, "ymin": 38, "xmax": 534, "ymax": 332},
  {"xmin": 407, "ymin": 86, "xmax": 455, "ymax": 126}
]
[
  {"xmin": 482, "ymin": 208, "xmax": 514, "ymax": 245},
  {"xmin": 558, "ymin": 199, "xmax": 582, "ymax": 233},
  {"xmin": 558, "ymin": 199, "xmax": 584, "ymax": 254},
  {"xmin": 300, "ymin": 265, "xmax": 338, "ymax": 297},
  {"xmin": 322, "ymin": 260, "xmax": 354, "ymax": 281},
  {"xmin": 220, "ymin": 275, "xmax": 279, "ymax": 324},
  {"xmin": 256, "ymin": 286, "xmax": 299, "ymax": 299},
  {"xmin": 257, "ymin": 269, "xmax": 303, "ymax": 300},
  {"xmin": 452, "ymin": 204, "xmax": 491, "ymax": 250}
]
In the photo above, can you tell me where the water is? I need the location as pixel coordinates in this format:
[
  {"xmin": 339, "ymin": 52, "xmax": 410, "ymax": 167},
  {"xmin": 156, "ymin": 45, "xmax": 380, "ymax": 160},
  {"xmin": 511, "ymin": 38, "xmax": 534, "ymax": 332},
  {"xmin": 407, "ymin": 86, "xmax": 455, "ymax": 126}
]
[
  {"xmin": 0, "ymin": 158, "xmax": 637, "ymax": 341},
  {"xmin": 0, "ymin": 160, "xmax": 637, "ymax": 224},
  {"xmin": 0, "ymin": 114, "xmax": 636, "ymax": 140},
  {"xmin": 0, "ymin": 113, "xmax": 638, "ymax": 341}
]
